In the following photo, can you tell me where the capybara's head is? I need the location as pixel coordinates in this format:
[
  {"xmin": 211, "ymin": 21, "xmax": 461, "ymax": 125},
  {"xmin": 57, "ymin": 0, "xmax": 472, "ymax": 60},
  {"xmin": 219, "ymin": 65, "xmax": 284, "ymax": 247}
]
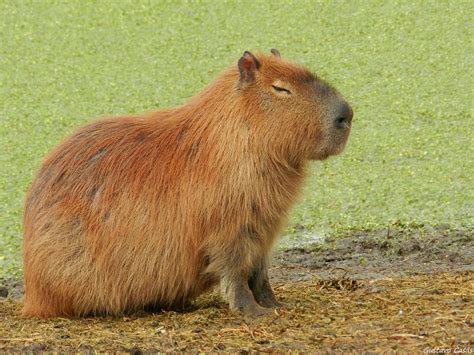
[{"xmin": 236, "ymin": 49, "xmax": 353, "ymax": 161}]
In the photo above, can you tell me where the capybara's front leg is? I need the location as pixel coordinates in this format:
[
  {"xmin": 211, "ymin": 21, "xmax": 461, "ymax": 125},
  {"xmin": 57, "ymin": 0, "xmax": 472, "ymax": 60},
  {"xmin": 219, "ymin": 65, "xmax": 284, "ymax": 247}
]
[
  {"xmin": 248, "ymin": 259, "xmax": 284, "ymax": 308},
  {"xmin": 221, "ymin": 273, "xmax": 273, "ymax": 317}
]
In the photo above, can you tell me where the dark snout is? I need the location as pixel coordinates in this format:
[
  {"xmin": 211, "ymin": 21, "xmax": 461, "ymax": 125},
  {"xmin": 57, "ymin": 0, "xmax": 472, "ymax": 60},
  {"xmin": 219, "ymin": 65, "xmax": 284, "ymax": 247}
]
[
  {"xmin": 312, "ymin": 94, "xmax": 352, "ymax": 160},
  {"xmin": 334, "ymin": 101, "xmax": 353, "ymax": 129}
]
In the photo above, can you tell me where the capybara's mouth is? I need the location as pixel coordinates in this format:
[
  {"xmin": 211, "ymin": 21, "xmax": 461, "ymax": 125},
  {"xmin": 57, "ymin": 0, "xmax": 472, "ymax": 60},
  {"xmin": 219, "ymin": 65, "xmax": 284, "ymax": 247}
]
[
  {"xmin": 335, "ymin": 130, "xmax": 351, "ymax": 154},
  {"xmin": 314, "ymin": 130, "xmax": 351, "ymax": 160}
]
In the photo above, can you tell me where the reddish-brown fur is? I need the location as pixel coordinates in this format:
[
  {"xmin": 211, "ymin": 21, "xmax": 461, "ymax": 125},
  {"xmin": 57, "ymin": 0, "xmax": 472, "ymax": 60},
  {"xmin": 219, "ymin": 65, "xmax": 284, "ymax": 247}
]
[{"xmin": 22, "ymin": 50, "xmax": 352, "ymax": 318}]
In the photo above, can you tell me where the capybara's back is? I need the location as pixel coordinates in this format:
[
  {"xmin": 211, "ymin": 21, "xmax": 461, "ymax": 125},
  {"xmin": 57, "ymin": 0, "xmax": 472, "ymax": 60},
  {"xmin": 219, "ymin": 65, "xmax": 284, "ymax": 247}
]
[{"xmin": 23, "ymin": 49, "xmax": 353, "ymax": 318}]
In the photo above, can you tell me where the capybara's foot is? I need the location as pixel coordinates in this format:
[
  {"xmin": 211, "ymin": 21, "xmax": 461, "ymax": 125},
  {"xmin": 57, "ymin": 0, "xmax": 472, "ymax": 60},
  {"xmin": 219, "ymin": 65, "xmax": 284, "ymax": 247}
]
[
  {"xmin": 222, "ymin": 275, "xmax": 274, "ymax": 317},
  {"xmin": 248, "ymin": 261, "xmax": 283, "ymax": 309},
  {"xmin": 229, "ymin": 295, "xmax": 274, "ymax": 317},
  {"xmin": 256, "ymin": 295, "xmax": 286, "ymax": 309},
  {"xmin": 252, "ymin": 285, "xmax": 284, "ymax": 309}
]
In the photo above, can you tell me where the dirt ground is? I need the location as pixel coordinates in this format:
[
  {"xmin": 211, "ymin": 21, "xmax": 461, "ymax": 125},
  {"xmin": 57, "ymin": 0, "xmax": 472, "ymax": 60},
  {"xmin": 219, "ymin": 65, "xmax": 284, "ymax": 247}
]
[{"xmin": 0, "ymin": 225, "xmax": 472, "ymax": 353}]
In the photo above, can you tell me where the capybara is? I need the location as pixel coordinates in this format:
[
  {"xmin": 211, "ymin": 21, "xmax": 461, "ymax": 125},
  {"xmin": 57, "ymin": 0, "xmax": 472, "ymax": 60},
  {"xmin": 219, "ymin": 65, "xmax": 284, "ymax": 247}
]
[{"xmin": 22, "ymin": 49, "xmax": 353, "ymax": 318}]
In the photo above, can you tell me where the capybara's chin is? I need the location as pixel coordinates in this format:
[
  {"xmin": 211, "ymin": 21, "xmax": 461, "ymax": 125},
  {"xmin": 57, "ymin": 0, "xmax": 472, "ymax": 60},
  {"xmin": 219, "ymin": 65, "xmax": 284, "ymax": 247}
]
[
  {"xmin": 333, "ymin": 129, "xmax": 351, "ymax": 157},
  {"xmin": 310, "ymin": 130, "xmax": 351, "ymax": 161},
  {"xmin": 22, "ymin": 49, "xmax": 352, "ymax": 318}
]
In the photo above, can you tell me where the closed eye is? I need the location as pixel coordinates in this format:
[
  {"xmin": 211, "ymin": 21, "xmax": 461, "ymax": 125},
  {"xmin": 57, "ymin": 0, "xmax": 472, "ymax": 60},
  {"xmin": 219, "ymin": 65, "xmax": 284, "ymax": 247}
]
[{"xmin": 271, "ymin": 85, "xmax": 291, "ymax": 94}]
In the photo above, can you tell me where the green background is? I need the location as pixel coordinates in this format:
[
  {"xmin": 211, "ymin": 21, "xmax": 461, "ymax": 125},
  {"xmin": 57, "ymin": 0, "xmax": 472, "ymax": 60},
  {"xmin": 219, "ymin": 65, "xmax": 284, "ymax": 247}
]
[{"xmin": 1, "ymin": 0, "xmax": 472, "ymax": 276}]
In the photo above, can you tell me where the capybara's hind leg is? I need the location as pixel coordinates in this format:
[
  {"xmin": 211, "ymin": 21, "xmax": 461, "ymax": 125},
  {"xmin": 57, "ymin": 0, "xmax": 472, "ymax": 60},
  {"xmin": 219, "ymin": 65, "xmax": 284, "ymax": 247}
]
[
  {"xmin": 22, "ymin": 285, "xmax": 74, "ymax": 318},
  {"xmin": 248, "ymin": 259, "xmax": 284, "ymax": 308},
  {"xmin": 22, "ymin": 302, "xmax": 69, "ymax": 319}
]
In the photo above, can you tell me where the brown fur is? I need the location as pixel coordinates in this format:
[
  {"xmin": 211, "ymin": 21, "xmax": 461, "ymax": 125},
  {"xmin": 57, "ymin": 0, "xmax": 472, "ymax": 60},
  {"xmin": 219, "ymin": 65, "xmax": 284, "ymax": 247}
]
[{"xmin": 22, "ymin": 50, "xmax": 352, "ymax": 318}]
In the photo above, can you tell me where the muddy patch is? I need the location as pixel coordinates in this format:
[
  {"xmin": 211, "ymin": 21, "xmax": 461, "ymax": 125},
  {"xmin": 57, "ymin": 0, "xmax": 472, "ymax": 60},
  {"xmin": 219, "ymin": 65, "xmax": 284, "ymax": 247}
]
[{"xmin": 272, "ymin": 225, "xmax": 473, "ymax": 282}]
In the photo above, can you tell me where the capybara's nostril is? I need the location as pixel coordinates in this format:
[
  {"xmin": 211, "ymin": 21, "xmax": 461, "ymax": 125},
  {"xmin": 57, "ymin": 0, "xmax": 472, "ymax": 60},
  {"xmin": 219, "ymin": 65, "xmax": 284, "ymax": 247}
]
[
  {"xmin": 335, "ymin": 116, "xmax": 347, "ymax": 127},
  {"xmin": 335, "ymin": 101, "xmax": 353, "ymax": 129}
]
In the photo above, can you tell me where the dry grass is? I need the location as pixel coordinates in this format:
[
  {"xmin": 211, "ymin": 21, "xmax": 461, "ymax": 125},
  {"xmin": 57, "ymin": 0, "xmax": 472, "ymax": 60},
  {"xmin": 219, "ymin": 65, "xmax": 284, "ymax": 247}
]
[{"xmin": 1, "ymin": 271, "xmax": 472, "ymax": 352}]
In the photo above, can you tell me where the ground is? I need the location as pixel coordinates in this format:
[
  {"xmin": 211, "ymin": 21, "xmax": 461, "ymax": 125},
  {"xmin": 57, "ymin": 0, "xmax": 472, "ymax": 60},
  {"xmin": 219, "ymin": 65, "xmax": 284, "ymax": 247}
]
[{"xmin": 1, "ymin": 226, "xmax": 472, "ymax": 353}]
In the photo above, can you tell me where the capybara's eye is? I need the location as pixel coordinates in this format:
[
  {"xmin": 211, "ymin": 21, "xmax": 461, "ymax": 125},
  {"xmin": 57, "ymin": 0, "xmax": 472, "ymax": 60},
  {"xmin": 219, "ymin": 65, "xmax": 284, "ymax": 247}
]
[{"xmin": 271, "ymin": 85, "xmax": 291, "ymax": 95}]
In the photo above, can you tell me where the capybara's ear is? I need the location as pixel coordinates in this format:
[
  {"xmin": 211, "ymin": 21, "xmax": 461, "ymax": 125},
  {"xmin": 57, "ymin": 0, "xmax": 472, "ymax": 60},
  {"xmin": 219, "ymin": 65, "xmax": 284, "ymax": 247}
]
[
  {"xmin": 270, "ymin": 48, "xmax": 281, "ymax": 58},
  {"xmin": 238, "ymin": 51, "xmax": 261, "ymax": 83}
]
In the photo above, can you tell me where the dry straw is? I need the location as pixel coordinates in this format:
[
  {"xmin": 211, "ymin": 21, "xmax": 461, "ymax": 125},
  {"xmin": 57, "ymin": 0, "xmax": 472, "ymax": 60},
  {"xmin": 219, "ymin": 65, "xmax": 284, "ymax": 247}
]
[{"xmin": 0, "ymin": 271, "xmax": 472, "ymax": 352}]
